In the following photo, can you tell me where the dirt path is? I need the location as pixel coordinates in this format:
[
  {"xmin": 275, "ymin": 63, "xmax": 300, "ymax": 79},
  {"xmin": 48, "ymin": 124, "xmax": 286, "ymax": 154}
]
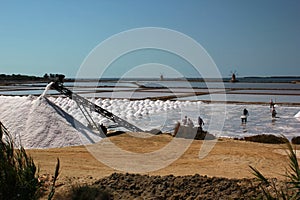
[
  {"xmin": 28, "ymin": 134, "xmax": 293, "ymax": 179},
  {"xmin": 27, "ymin": 133, "xmax": 297, "ymax": 198}
]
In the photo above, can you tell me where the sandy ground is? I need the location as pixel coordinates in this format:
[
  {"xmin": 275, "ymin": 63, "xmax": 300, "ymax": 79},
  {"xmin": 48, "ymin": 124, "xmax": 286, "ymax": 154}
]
[
  {"xmin": 27, "ymin": 133, "xmax": 297, "ymax": 184},
  {"xmin": 25, "ymin": 133, "xmax": 300, "ymax": 199}
]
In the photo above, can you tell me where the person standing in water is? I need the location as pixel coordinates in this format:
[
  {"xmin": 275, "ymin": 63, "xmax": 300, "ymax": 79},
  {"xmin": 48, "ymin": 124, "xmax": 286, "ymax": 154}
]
[
  {"xmin": 182, "ymin": 116, "xmax": 188, "ymax": 126},
  {"xmin": 241, "ymin": 108, "xmax": 249, "ymax": 123},
  {"xmin": 270, "ymin": 99, "xmax": 275, "ymax": 109},
  {"xmin": 187, "ymin": 118, "xmax": 194, "ymax": 127},
  {"xmin": 198, "ymin": 116, "xmax": 204, "ymax": 131},
  {"xmin": 270, "ymin": 99, "xmax": 277, "ymax": 118},
  {"xmin": 272, "ymin": 107, "xmax": 277, "ymax": 118}
]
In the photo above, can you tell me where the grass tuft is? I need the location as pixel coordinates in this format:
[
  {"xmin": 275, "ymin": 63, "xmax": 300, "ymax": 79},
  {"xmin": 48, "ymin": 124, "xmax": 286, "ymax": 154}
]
[
  {"xmin": 0, "ymin": 121, "xmax": 59, "ymax": 200},
  {"xmin": 250, "ymin": 135, "xmax": 300, "ymax": 199}
]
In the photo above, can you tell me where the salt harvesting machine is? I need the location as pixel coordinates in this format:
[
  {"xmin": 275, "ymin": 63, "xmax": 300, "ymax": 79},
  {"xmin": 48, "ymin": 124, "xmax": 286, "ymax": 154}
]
[{"xmin": 50, "ymin": 75, "xmax": 145, "ymax": 137}]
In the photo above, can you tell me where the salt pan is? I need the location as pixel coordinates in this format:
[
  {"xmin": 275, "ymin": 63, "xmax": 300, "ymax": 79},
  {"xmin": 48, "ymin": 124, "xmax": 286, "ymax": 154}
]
[{"xmin": 1, "ymin": 94, "xmax": 299, "ymax": 148}]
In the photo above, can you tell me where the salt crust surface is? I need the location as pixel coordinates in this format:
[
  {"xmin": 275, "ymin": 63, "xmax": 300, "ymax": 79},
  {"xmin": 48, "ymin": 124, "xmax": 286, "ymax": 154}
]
[{"xmin": 0, "ymin": 95, "xmax": 299, "ymax": 149}]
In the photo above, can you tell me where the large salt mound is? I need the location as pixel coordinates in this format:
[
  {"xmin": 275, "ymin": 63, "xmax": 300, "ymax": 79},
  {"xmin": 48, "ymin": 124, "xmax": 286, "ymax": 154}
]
[
  {"xmin": 294, "ymin": 111, "xmax": 300, "ymax": 118},
  {"xmin": 0, "ymin": 96, "xmax": 102, "ymax": 149}
]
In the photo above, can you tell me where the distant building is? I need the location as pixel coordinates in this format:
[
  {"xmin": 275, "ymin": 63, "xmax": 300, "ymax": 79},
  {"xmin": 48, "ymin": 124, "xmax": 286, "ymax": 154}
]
[
  {"xmin": 160, "ymin": 74, "xmax": 164, "ymax": 81},
  {"xmin": 230, "ymin": 73, "xmax": 238, "ymax": 82}
]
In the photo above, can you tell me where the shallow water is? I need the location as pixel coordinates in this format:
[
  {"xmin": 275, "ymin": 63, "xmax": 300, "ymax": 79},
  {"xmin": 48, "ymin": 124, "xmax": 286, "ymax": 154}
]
[
  {"xmin": 2, "ymin": 81, "xmax": 300, "ymax": 104},
  {"xmin": 1, "ymin": 79, "xmax": 299, "ymax": 139},
  {"xmin": 177, "ymin": 94, "xmax": 300, "ymax": 104},
  {"xmin": 132, "ymin": 103, "xmax": 300, "ymax": 139},
  {"xmin": 49, "ymin": 97, "xmax": 300, "ymax": 140}
]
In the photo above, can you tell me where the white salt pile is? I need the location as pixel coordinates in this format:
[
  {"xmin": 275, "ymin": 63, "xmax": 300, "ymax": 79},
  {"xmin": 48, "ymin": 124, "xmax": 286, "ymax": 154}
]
[
  {"xmin": 40, "ymin": 81, "xmax": 54, "ymax": 97},
  {"xmin": 294, "ymin": 111, "xmax": 300, "ymax": 118},
  {"xmin": 0, "ymin": 95, "xmax": 102, "ymax": 149},
  {"xmin": 48, "ymin": 96, "xmax": 195, "ymax": 130}
]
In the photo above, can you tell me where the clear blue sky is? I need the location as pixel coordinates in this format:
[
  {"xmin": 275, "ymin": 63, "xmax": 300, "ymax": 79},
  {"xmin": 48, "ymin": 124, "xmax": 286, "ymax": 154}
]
[{"xmin": 0, "ymin": 0, "xmax": 299, "ymax": 78}]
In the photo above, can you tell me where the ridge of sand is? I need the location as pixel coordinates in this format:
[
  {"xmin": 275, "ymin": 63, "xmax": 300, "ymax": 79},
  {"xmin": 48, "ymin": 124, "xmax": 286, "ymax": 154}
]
[{"xmin": 28, "ymin": 134, "xmax": 295, "ymax": 181}]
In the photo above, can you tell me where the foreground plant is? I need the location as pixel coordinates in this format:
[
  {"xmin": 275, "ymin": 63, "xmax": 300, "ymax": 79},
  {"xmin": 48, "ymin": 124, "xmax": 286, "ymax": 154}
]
[
  {"xmin": 48, "ymin": 158, "xmax": 60, "ymax": 200},
  {"xmin": 250, "ymin": 136, "xmax": 300, "ymax": 199},
  {"xmin": 0, "ymin": 121, "xmax": 60, "ymax": 200}
]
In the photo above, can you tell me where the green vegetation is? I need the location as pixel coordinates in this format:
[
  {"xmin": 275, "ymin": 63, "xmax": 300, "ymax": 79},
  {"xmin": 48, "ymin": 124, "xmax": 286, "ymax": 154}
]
[
  {"xmin": 250, "ymin": 136, "xmax": 300, "ymax": 199},
  {"xmin": 0, "ymin": 74, "xmax": 44, "ymax": 83},
  {"xmin": 0, "ymin": 73, "xmax": 71, "ymax": 85},
  {"xmin": 48, "ymin": 158, "xmax": 60, "ymax": 200},
  {"xmin": 0, "ymin": 121, "xmax": 60, "ymax": 200}
]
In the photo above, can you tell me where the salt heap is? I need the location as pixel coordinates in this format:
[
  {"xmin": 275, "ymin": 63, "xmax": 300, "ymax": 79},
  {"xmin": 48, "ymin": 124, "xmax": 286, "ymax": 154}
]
[
  {"xmin": 294, "ymin": 111, "xmax": 300, "ymax": 118},
  {"xmin": 0, "ymin": 95, "xmax": 102, "ymax": 149}
]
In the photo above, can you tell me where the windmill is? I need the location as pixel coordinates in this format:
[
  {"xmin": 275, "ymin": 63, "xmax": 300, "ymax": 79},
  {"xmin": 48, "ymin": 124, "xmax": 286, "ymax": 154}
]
[
  {"xmin": 160, "ymin": 73, "xmax": 164, "ymax": 81},
  {"xmin": 229, "ymin": 70, "xmax": 239, "ymax": 82}
]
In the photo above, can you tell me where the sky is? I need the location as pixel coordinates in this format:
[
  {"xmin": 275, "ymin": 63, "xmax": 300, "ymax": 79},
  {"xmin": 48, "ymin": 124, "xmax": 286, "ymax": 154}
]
[{"xmin": 0, "ymin": 0, "xmax": 299, "ymax": 78}]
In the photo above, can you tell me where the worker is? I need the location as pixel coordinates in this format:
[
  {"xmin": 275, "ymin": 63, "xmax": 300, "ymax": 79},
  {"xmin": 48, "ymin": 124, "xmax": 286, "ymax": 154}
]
[
  {"xmin": 270, "ymin": 99, "xmax": 275, "ymax": 109},
  {"xmin": 187, "ymin": 118, "xmax": 194, "ymax": 127},
  {"xmin": 99, "ymin": 123, "xmax": 107, "ymax": 135},
  {"xmin": 182, "ymin": 116, "xmax": 188, "ymax": 126},
  {"xmin": 198, "ymin": 116, "xmax": 204, "ymax": 131},
  {"xmin": 272, "ymin": 108, "xmax": 277, "ymax": 118},
  {"xmin": 241, "ymin": 108, "xmax": 249, "ymax": 123}
]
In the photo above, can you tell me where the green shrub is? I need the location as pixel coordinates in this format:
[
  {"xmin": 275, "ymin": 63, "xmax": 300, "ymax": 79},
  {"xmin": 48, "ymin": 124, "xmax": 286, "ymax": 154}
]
[
  {"xmin": 250, "ymin": 136, "xmax": 300, "ymax": 199},
  {"xmin": 0, "ymin": 121, "xmax": 59, "ymax": 200}
]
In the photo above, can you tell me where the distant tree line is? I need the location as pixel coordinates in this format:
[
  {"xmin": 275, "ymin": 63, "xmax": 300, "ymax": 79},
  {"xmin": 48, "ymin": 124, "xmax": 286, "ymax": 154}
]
[
  {"xmin": 43, "ymin": 73, "xmax": 65, "ymax": 79},
  {"xmin": 0, "ymin": 73, "xmax": 68, "ymax": 84},
  {"xmin": 0, "ymin": 74, "xmax": 44, "ymax": 81}
]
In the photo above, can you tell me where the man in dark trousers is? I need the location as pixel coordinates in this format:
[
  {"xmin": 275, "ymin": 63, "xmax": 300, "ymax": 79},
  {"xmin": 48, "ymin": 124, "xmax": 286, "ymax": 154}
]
[
  {"xmin": 198, "ymin": 116, "xmax": 204, "ymax": 131},
  {"xmin": 241, "ymin": 108, "xmax": 249, "ymax": 123}
]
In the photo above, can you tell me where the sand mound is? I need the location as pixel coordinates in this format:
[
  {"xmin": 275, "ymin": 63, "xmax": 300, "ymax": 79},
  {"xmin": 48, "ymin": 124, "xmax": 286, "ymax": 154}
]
[
  {"xmin": 90, "ymin": 173, "xmax": 263, "ymax": 199},
  {"xmin": 243, "ymin": 134, "xmax": 288, "ymax": 144},
  {"xmin": 0, "ymin": 96, "xmax": 102, "ymax": 149}
]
